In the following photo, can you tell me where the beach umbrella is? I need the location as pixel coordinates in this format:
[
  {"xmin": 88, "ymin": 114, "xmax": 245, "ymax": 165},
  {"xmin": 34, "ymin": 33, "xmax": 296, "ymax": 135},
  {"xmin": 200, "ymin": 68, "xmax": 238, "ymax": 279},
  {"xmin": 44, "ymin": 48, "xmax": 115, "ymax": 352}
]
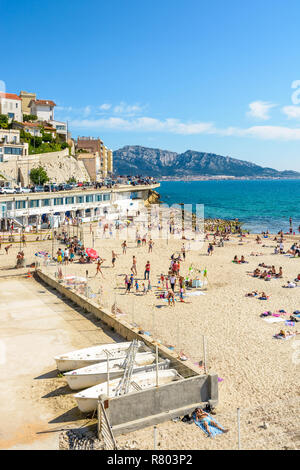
[{"xmin": 86, "ymin": 248, "xmax": 98, "ymax": 259}]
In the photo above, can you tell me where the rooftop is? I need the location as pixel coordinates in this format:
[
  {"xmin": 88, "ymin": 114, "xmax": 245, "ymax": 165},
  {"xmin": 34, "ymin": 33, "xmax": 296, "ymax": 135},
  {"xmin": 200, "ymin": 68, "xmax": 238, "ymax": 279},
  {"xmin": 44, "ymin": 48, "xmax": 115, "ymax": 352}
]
[
  {"xmin": 29, "ymin": 99, "xmax": 56, "ymax": 107},
  {"xmin": 0, "ymin": 92, "xmax": 22, "ymax": 101}
]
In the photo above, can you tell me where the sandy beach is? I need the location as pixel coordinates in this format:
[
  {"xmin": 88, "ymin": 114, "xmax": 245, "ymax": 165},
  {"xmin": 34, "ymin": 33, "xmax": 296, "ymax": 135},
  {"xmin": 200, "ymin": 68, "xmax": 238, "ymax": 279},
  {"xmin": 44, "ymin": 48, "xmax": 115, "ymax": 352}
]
[{"xmin": 1, "ymin": 223, "xmax": 299, "ymax": 450}]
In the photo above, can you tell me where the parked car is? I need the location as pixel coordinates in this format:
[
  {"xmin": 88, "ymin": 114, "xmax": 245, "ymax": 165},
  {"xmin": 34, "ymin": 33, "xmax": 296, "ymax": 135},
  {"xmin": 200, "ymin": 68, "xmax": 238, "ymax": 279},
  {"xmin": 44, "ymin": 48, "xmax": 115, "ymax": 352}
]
[
  {"xmin": 1, "ymin": 187, "xmax": 16, "ymax": 194},
  {"xmin": 44, "ymin": 184, "xmax": 58, "ymax": 192},
  {"xmin": 31, "ymin": 185, "xmax": 45, "ymax": 193},
  {"xmin": 15, "ymin": 187, "xmax": 31, "ymax": 194}
]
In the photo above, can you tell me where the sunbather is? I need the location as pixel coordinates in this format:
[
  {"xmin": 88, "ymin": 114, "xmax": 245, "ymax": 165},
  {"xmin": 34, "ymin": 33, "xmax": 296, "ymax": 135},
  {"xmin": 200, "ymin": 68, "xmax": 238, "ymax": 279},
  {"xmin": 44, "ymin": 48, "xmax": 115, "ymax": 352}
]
[{"xmin": 194, "ymin": 409, "xmax": 229, "ymax": 437}]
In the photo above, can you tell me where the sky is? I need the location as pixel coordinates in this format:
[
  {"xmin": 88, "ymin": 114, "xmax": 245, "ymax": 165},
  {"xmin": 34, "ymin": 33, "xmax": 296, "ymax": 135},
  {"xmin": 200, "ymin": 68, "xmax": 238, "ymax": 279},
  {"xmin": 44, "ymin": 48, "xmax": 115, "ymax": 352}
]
[{"xmin": 2, "ymin": 0, "xmax": 300, "ymax": 171}]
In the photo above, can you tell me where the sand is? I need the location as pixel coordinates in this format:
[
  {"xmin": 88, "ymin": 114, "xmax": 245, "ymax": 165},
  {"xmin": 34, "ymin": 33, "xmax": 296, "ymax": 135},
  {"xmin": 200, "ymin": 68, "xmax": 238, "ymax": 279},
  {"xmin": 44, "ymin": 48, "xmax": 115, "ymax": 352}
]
[{"xmin": 1, "ymin": 223, "xmax": 299, "ymax": 450}]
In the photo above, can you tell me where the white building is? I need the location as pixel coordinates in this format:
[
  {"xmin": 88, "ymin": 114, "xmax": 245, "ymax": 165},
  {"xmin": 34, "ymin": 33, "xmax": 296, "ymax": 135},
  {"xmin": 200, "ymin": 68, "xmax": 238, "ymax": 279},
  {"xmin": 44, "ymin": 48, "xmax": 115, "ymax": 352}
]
[
  {"xmin": 0, "ymin": 92, "xmax": 23, "ymax": 122},
  {"xmin": 29, "ymin": 99, "xmax": 56, "ymax": 121},
  {"xmin": 0, "ymin": 183, "xmax": 159, "ymax": 229},
  {"xmin": 48, "ymin": 120, "xmax": 67, "ymax": 141},
  {"xmin": 0, "ymin": 129, "xmax": 28, "ymax": 161}
]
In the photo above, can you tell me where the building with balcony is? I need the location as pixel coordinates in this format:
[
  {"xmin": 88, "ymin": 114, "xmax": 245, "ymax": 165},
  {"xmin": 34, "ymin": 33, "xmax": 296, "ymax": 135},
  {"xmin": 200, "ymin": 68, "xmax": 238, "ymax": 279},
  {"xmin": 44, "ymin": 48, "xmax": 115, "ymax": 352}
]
[
  {"xmin": 0, "ymin": 182, "xmax": 160, "ymax": 230},
  {"xmin": 48, "ymin": 120, "xmax": 68, "ymax": 142}
]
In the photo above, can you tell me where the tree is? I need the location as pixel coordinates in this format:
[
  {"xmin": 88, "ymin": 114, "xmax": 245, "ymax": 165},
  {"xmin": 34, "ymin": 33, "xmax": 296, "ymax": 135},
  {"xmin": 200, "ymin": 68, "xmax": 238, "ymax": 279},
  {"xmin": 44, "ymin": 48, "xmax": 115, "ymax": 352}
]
[
  {"xmin": 30, "ymin": 166, "xmax": 49, "ymax": 185},
  {"xmin": 23, "ymin": 114, "xmax": 37, "ymax": 122},
  {"xmin": 0, "ymin": 114, "xmax": 9, "ymax": 129}
]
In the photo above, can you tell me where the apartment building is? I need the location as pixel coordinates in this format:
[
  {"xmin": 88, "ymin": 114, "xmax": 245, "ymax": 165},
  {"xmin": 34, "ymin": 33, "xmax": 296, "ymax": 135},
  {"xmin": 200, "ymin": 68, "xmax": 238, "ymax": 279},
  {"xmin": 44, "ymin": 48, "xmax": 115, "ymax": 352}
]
[{"xmin": 76, "ymin": 137, "xmax": 113, "ymax": 178}]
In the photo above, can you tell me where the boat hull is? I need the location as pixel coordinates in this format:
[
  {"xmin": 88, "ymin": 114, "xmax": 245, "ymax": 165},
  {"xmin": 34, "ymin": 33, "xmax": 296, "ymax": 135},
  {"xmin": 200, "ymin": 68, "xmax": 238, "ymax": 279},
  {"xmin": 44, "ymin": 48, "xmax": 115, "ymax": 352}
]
[
  {"xmin": 75, "ymin": 369, "xmax": 181, "ymax": 412},
  {"xmin": 55, "ymin": 342, "xmax": 136, "ymax": 371},
  {"xmin": 65, "ymin": 356, "xmax": 169, "ymax": 390}
]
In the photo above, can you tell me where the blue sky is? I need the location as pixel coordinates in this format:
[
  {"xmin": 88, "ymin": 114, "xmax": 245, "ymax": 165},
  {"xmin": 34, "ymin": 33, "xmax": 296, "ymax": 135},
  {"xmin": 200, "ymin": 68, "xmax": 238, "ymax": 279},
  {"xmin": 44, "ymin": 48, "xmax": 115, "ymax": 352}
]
[{"xmin": 2, "ymin": 0, "xmax": 300, "ymax": 170}]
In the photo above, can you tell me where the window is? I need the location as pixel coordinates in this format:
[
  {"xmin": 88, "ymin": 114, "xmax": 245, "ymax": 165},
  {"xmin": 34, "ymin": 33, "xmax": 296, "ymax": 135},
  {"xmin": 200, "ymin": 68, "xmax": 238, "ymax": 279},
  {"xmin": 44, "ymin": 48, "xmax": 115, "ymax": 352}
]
[
  {"xmin": 96, "ymin": 194, "xmax": 102, "ymax": 202},
  {"xmin": 76, "ymin": 196, "xmax": 84, "ymax": 203},
  {"xmin": 103, "ymin": 194, "xmax": 110, "ymax": 201},
  {"xmin": 54, "ymin": 198, "xmax": 64, "ymax": 206},
  {"xmin": 65, "ymin": 197, "xmax": 74, "ymax": 204},
  {"xmin": 42, "ymin": 199, "xmax": 50, "ymax": 206},
  {"xmin": 30, "ymin": 199, "xmax": 40, "ymax": 208},
  {"xmin": 4, "ymin": 147, "xmax": 22, "ymax": 155},
  {"xmin": 85, "ymin": 195, "xmax": 94, "ymax": 203},
  {"xmin": 16, "ymin": 200, "xmax": 26, "ymax": 209}
]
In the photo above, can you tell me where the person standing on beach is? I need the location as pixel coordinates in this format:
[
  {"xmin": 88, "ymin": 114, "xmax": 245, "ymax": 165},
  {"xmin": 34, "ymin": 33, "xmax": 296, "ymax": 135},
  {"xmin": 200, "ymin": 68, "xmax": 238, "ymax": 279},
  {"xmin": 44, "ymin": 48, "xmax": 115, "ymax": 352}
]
[
  {"xmin": 169, "ymin": 274, "xmax": 176, "ymax": 292},
  {"xmin": 181, "ymin": 244, "xmax": 186, "ymax": 261},
  {"xmin": 144, "ymin": 261, "xmax": 151, "ymax": 280},
  {"xmin": 96, "ymin": 258, "xmax": 104, "ymax": 277},
  {"xmin": 112, "ymin": 250, "xmax": 118, "ymax": 268},
  {"xmin": 148, "ymin": 239, "xmax": 154, "ymax": 253},
  {"xmin": 121, "ymin": 240, "xmax": 127, "ymax": 254},
  {"xmin": 131, "ymin": 256, "xmax": 137, "ymax": 275}
]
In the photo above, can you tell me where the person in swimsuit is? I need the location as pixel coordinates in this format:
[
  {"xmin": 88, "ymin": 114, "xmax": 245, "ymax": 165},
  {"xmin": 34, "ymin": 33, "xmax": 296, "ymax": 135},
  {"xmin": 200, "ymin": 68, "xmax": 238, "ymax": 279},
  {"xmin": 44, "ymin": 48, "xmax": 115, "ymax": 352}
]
[
  {"xmin": 194, "ymin": 409, "xmax": 229, "ymax": 437},
  {"xmin": 112, "ymin": 250, "xmax": 118, "ymax": 268}
]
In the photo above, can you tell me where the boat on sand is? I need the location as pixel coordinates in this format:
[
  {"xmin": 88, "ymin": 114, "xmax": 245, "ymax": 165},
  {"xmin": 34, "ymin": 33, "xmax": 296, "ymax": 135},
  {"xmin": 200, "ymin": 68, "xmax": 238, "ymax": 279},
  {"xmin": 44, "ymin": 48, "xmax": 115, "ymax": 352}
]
[
  {"xmin": 55, "ymin": 341, "xmax": 147, "ymax": 372},
  {"xmin": 64, "ymin": 353, "xmax": 169, "ymax": 390},
  {"xmin": 74, "ymin": 369, "xmax": 182, "ymax": 412}
]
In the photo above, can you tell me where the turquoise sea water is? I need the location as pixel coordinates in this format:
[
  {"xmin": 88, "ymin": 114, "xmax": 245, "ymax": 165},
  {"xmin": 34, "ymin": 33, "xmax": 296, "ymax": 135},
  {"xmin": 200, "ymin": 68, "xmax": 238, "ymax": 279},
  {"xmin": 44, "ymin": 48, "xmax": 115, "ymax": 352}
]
[{"xmin": 158, "ymin": 180, "xmax": 300, "ymax": 233}]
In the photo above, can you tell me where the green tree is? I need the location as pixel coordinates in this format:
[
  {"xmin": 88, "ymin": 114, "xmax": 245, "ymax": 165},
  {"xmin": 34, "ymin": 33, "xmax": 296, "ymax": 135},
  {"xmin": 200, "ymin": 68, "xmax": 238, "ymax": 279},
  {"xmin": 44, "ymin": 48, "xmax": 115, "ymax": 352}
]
[
  {"xmin": 0, "ymin": 114, "xmax": 9, "ymax": 129},
  {"xmin": 30, "ymin": 166, "xmax": 49, "ymax": 185},
  {"xmin": 23, "ymin": 114, "xmax": 37, "ymax": 122}
]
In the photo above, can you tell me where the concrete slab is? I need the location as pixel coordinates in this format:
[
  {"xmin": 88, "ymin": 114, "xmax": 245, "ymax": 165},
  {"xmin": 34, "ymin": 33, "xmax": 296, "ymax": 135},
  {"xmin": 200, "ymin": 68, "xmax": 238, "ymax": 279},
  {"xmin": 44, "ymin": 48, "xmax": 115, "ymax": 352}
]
[{"xmin": 0, "ymin": 276, "xmax": 121, "ymax": 450}]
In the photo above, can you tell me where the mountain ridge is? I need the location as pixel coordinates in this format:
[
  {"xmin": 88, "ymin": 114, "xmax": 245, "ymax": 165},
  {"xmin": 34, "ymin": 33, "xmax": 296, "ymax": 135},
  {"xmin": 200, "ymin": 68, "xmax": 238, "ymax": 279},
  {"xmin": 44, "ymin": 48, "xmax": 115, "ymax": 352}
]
[{"xmin": 113, "ymin": 145, "xmax": 300, "ymax": 178}]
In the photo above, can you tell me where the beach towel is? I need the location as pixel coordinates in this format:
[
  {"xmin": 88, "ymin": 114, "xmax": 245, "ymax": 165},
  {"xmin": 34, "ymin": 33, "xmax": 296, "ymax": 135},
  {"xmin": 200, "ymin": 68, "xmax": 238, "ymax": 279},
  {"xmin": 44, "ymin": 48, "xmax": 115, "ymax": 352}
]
[
  {"xmin": 263, "ymin": 317, "xmax": 284, "ymax": 323},
  {"xmin": 192, "ymin": 412, "xmax": 224, "ymax": 438},
  {"xmin": 185, "ymin": 291, "xmax": 206, "ymax": 296},
  {"xmin": 273, "ymin": 334, "xmax": 296, "ymax": 340},
  {"xmin": 285, "ymin": 321, "xmax": 295, "ymax": 327}
]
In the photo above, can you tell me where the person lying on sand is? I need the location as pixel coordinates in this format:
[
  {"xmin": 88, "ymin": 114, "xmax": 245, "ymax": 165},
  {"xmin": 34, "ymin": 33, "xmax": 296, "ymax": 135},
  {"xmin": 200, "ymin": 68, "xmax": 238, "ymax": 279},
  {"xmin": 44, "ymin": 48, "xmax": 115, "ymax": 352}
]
[
  {"xmin": 194, "ymin": 409, "xmax": 229, "ymax": 437},
  {"xmin": 283, "ymin": 281, "xmax": 297, "ymax": 288},
  {"xmin": 259, "ymin": 292, "xmax": 270, "ymax": 300},
  {"xmin": 277, "ymin": 330, "xmax": 299, "ymax": 338},
  {"xmin": 245, "ymin": 291, "xmax": 259, "ymax": 297}
]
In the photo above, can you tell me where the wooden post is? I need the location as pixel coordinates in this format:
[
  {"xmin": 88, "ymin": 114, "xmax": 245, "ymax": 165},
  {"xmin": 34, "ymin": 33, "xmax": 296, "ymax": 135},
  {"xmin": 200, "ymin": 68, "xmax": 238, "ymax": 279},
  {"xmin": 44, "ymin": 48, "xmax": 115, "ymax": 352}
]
[{"xmin": 97, "ymin": 398, "xmax": 101, "ymax": 439}]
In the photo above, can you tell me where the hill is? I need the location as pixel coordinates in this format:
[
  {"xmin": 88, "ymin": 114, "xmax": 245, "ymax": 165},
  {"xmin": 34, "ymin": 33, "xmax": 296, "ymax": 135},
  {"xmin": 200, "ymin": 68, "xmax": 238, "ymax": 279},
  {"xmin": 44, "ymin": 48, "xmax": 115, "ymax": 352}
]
[{"xmin": 113, "ymin": 146, "xmax": 300, "ymax": 178}]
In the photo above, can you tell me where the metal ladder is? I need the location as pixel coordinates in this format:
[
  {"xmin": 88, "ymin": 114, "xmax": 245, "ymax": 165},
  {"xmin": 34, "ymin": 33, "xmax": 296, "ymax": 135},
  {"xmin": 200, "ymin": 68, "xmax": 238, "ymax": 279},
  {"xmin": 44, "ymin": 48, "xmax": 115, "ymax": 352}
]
[{"xmin": 115, "ymin": 340, "xmax": 139, "ymax": 396}]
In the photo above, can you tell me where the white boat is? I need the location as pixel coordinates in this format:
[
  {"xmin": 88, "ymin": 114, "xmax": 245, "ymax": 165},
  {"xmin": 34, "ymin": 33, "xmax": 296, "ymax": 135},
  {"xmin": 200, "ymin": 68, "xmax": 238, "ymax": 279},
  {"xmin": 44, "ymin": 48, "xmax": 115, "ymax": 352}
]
[
  {"xmin": 55, "ymin": 341, "xmax": 146, "ymax": 372},
  {"xmin": 74, "ymin": 369, "xmax": 182, "ymax": 412},
  {"xmin": 64, "ymin": 353, "xmax": 170, "ymax": 390}
]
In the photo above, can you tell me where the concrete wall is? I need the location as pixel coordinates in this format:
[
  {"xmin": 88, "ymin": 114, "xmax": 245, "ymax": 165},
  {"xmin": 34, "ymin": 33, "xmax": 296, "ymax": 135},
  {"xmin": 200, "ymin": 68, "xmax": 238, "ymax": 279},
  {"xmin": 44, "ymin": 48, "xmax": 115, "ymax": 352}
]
[{"xmin": 104, "ymin": 373, "xmax": 218, "ymax": 435}]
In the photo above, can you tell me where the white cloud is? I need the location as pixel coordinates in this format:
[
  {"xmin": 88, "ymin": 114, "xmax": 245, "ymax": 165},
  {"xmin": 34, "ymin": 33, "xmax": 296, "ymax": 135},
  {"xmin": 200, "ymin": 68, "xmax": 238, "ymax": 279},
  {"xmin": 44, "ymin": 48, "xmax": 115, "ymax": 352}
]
[
  {"xmin": 83, "ymin": 105, "xmax": 91, "ymax": 117},
  {"xmin": 247, "ymin": 101, "xmax": 276, "ymax": 120},
  {"xmin": 282, "ymin": 105, "xmax": 300, "ymax": 119},
  {"xmin": 113, "ymin": 102, "xmax": 144, "ymax": 115},
  {"xmin": 99, "ymin": 103, "xmax": 111, "ymax": 110},
  {"xmin": 69, "ymin": 116, "xmax": 300, "ymax": 141}
]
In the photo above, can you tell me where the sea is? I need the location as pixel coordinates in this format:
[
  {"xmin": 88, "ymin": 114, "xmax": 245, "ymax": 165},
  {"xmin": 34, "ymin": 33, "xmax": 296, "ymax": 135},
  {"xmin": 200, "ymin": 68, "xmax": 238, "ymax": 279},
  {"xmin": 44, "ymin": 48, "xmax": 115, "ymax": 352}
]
[{"xmin": 157, "ymin": 179, "xmax": 300, "ymax": 234}]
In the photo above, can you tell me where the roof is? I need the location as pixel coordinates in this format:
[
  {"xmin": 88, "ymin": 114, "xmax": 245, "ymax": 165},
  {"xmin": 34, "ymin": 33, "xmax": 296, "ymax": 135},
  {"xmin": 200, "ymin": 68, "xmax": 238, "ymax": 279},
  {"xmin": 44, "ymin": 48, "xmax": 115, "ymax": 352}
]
[
  {"xmin": 29, "ymin": 99, "xmax": 56, "ymax": 107},
  {"xmin": 0, "ymin": 92, "xmax": 22, "ymax": 101}
]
